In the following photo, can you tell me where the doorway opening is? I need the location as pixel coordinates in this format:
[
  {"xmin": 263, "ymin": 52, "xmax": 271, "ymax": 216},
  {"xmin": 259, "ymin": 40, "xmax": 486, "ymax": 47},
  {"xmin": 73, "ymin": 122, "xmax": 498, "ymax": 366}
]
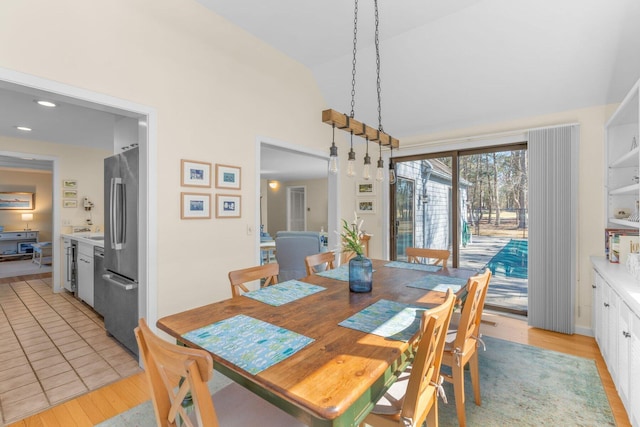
[{"xmin": 390, "ymin": 143, "xmax": 528, "ymax": 316}]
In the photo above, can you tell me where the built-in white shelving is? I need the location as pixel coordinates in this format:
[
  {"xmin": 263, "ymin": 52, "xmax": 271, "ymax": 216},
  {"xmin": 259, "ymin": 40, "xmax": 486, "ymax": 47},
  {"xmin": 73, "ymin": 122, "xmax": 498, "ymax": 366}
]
[{"xmin": 606, "ymin": 79, "xmax": 640, "ymax": 229}]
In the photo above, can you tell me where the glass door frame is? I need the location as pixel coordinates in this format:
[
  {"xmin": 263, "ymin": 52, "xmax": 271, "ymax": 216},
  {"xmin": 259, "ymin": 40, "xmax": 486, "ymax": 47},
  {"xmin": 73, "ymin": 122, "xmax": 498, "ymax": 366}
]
[{"xmin": 390, "ymin": 142, "xmax": 527, "ymax": 267}]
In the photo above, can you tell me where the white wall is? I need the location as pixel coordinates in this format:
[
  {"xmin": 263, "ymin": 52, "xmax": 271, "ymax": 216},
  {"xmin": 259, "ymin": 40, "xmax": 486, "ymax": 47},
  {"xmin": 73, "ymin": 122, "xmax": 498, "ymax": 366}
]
[{"xmin": 0, "ymin": 0, "xmax": 330, "ymax": 317}]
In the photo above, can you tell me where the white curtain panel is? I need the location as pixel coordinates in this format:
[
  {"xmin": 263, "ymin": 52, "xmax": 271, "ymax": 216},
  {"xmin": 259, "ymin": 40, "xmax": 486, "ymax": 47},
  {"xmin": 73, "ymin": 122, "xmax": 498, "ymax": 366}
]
[{"xmin": 527, "ymin": 124, "xmax": 579, "ymax": 334}]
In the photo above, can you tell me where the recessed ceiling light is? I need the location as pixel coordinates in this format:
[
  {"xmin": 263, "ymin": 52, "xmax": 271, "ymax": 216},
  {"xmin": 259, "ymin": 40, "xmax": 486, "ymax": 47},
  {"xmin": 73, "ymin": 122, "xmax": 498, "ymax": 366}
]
[
  {"xmin": 36, "ymin": 100, "xmax": 56, "ymax": 108},
  {"xmin": 16, "ymin": 126, "xmax": 32, "ymax": 132}
]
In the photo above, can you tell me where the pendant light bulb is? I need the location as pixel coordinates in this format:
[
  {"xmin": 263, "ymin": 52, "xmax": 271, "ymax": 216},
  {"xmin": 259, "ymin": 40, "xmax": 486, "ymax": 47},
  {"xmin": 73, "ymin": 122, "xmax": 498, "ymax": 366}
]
[
  {"xmin": 363, "ymin": 138, "xmax": 371, "ymax": 180},
  {"xmin": 347, "ymin": 131, "xmax": 356, "ymax": 177},
  {"xmin": 363, "ymin": 155, "xmax": 371, "ymax": 180},
  {"xmin": 389, "ymin": 147, "xmax": 396, "ymax": 184},
  {"xmin": 389, "ymin": 162, "xmax": 396, "ymax": 184},
  {"xmin": 376, "ymin": 141, "xmax": 384, "ymax": 182},
  {"xmin": 347, "ymin": 149, "xmax": 356, "ymax": 177},
  {"xmin": 376, "ymin": 158, "xmax": 384, "ymax": 182},
  {"xmin": 329, "ymin": 125, "xmax": 338, "ymax": 175}
]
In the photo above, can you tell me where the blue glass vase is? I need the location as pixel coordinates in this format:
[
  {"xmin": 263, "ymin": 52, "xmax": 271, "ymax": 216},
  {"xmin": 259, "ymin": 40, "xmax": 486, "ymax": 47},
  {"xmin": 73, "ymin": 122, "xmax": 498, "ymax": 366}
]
[{"xmin": 349, "ymin": 254, "xmax": 373, "ymax": 293}]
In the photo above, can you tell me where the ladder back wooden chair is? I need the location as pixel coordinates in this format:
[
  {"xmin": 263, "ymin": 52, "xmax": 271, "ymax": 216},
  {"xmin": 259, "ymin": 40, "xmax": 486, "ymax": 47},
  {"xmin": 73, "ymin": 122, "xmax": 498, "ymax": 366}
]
[
  {"xmin": 228, "ymin": 263, "xmax": 279, "ymax": 298},
  {"xmin": 360, "ymin": 290, "xmax": 457, "ymax": 427},
  {"xmin": 304, "ymin": 251, "xmax": 336, "ymax": 275},
  {"xmin": 135, "ymin": 318, "xmax": 304, "ymax": 427},
  {"xmin": 441, "ymin": 268, "xmax": 492, "ymax": 427},
  {"xmin": 406, "ymin": 247, "xmax": 450, "ymax": 268}
]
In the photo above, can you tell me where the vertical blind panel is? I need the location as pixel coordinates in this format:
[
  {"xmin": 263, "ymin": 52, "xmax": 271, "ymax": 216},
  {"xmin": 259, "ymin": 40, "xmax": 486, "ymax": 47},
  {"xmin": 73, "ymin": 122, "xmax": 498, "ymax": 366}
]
[{"xmin": 527, "ymin": 125, "xmax": 578, "ymax": 334}]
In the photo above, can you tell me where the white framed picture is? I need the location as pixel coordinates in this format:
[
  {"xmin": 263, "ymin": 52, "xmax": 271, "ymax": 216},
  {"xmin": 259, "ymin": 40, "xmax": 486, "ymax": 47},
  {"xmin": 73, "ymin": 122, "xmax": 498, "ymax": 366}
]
[
  {"xmin": 216, "ymin": 194, "xmax": 241, "ymax": 218},
  {"xmin": 181, "ymin": 159, "xmax": 212, "ymax": 188},
  {"xmin": 356, "ymin": 197, "xmax": 376, "ymax": 215},
  {"xmin": 62, "ymin": 179, "xmax": 78, "ymax": 189},
  {"xmin": 181, "ymin": 192, "xmax": 211, "ymax": 219},
  {"xmin": 63, "ymin": 199, "xmax": 78, "ymax": 208},
  {"xmin": 356, "ymin": 181, "xmax": 375, "ymax": 196},
  {"xmin": 215, "ymin": 164, "xmax": 241, "ymax": 190}
]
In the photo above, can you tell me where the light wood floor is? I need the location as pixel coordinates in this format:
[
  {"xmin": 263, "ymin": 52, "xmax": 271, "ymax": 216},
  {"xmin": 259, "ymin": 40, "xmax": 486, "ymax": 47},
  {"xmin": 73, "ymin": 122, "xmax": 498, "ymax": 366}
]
[{"xmin": 9, "ymin": 311, "xmax": 631, "ymax": 426}]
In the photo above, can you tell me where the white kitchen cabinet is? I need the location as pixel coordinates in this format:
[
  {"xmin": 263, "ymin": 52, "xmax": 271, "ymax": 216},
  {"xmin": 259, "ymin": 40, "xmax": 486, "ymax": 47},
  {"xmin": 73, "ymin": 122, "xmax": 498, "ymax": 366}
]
[
  {"xmin": 605, "ymin": 78, "xmax": 640, "ymax": 228},
  {"xmin": 77, "ymin": 242, "xmax": 94, "ymax": 307},
  {"xmin": 592, "ymin": 257, "xmax": 640, "ymax": 426},
  {"xmin": 631, "ymin": 313, "xmax": 640, "ymax": 427}
]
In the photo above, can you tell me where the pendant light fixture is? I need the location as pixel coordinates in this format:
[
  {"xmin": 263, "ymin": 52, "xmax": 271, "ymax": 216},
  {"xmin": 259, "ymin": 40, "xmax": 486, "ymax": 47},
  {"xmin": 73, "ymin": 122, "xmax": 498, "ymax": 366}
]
[
  {"xmin": 347, "ymin": 131, "xmax": 356, "ymax": 177},
  {"xmin": 388, "ymin": 146, "xmax": 397, "ymax": 184},
  {"xmin": 363, "ymin": 137, "xmax": 371, "ymax": 180},
  {"xmin": 376, "ymin": 142, "xmax": 384, "ymax": 182},
  {"xmin": 321, "ymin": 0, "xmax": 399, "ymax": 178},
  {"xmin": 329, "ymin": 124, "xmax": 338, "ymax": 174}
]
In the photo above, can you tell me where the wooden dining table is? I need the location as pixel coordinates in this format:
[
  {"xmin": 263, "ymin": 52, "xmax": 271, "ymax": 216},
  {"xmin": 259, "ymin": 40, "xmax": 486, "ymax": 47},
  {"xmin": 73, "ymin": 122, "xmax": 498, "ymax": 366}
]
[{"xmin": 156, "ymin": 259, "xmax": 476, "ymax": 427}]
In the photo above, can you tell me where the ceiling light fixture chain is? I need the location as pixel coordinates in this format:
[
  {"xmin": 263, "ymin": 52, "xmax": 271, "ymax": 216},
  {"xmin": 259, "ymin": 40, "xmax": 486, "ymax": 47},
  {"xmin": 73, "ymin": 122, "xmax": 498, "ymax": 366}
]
[
  {"xmin": 374, "ymin": 0, "xmax": 383, "ymax": 132},
  {"xmin": 322, "ymin": 0, "xmax": 399, "ymax": 178},
  {"xmin": 350, "ymin": 0, "xmax": 359, "ymax": 118}
]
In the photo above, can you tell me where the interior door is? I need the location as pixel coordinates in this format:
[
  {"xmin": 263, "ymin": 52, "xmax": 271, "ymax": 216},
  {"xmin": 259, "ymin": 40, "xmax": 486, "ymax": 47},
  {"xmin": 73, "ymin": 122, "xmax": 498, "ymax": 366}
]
[{"xmin": 287, "ymin": 186, "xmax": 306, "ymax": 231}]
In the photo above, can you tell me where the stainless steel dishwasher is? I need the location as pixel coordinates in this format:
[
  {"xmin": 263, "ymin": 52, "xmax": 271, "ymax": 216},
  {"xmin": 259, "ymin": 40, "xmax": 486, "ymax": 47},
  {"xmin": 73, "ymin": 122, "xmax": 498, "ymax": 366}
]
[{"xmin": 93, "ymin": 246, "xmax": 106, "ymax": 316}]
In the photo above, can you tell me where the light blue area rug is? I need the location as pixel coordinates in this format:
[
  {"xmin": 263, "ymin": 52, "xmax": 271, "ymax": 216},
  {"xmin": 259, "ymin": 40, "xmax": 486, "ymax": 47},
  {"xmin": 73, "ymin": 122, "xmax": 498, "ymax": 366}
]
[{"xmin": 98, "ymin": 336, "xmax": 615, "ymax": 427}]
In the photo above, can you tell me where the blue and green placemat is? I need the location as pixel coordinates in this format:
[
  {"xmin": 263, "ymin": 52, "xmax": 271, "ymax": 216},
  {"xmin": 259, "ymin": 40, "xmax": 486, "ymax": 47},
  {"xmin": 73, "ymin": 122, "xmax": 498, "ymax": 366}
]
[
  {"xmin": 244, "ymin": 280, "xmax": 325, "ymax": 306},
  {"xmin": 182, "ymin": 314, "xmax": 314, "ymax": 375},
  {"xmin": 385, "ymin": 260, "xmax": 442, "ymax": 272},
  {"xmin": 406, "ymin": 274, "xmax": 467, "ymax": 292},
  {"xmin": 315, "ymin": 264, "xmax": 350, "ymax": 281},
  {"xmin": 339, "ymin": 299, "xmax": 425, "ymax": 341}
]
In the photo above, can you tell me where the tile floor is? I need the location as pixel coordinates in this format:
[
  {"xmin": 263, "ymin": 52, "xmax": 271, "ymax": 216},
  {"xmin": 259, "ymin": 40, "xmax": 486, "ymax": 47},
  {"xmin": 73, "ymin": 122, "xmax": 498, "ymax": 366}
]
[{"xmin": 0, "ymin": 275, "xmax": 141, "ymax": 424}]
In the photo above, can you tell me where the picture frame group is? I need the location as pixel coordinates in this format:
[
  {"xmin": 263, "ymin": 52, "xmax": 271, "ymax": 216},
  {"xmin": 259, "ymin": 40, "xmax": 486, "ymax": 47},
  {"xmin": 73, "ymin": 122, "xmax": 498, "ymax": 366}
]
[{"xmin": 179, "ymin": 159, "xmax": 242, "ymax": 219}]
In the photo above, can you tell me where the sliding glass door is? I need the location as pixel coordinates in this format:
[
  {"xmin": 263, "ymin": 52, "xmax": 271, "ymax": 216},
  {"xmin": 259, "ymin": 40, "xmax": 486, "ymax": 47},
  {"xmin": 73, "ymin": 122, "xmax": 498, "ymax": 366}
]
[{"xmin": 391, "ymin": 144, "xmax": 528, "ymax": 315}]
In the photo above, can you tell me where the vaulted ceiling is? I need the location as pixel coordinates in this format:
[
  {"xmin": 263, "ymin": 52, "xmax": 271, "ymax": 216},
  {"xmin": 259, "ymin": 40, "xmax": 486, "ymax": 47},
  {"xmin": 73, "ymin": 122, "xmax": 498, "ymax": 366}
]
[
  {"xmin": 197, "ymin": 0, "xmax": 640, "ymax": 137},
  {"xmin": 1, "ymin": 1, "xmax": 639, "ymax": 179}
]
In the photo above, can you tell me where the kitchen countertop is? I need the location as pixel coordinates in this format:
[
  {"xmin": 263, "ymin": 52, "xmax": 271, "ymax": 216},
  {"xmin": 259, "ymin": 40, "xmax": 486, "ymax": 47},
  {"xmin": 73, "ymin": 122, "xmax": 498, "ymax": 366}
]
[{"xmin": 61, "ymin": 233, "xmax": 104, "ymax": 248}]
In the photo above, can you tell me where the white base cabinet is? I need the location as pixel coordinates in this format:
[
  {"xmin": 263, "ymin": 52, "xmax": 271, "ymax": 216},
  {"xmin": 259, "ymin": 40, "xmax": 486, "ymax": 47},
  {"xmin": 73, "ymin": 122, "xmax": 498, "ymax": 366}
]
[
  {"xmin": 592, "ymin": 257, "xmax": 640, "ymax": 426},
  {"xmin": 77, "ymin": 242, "xmax": 94, "ymax": 307}
]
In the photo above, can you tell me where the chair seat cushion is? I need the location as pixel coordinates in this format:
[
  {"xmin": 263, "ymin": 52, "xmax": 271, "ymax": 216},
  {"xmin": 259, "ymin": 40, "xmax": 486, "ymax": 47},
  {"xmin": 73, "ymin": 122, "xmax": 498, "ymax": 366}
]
[
  {"xmin": 212, "ymin": 382, "xmax": 305, "ymax": 426},
  {"xmin": 370, "ymin": 369, "xmax": 411, "ymax": 416}
]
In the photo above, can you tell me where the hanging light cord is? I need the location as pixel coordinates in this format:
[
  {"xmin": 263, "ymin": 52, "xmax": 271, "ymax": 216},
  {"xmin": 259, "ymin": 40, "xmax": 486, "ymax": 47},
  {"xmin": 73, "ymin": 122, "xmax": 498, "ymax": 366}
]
[
  {"xmin": 350, "ymin": 0, "xmax": 359, "ymax": 119},
  {"xmin": 374, "ymin": 0, "xmax": 383, "ymax": 132}
]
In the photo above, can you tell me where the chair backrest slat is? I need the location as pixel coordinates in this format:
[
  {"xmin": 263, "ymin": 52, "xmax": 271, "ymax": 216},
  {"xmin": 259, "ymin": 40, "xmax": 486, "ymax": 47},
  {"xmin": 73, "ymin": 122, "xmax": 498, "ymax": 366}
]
[
  {"xmin": 406, "ymin": 247, "xmax": 450, "ymax": 268},
  {"xmin": 402, "ymin": 290, "xmax": 456, "ymax": 425},
  {"xmin": 135, "ymin": 318, "xmax": 220, "ymax": 427},
  {"xmin": 228, "ymin": 263, "xmax": 280, "ymax": 298},
  {"xmin": 304, "ymin": 252, "xmax": 336, "ymax": 275}
]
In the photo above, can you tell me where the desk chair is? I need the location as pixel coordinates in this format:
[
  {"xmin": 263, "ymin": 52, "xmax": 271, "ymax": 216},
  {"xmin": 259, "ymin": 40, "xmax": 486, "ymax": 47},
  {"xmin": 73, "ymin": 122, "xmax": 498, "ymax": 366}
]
[
  {"xmin": 406, "ymin": 247, "xmax": 450, "ymax": 268},
  {"xmin": 441, "ymin": 269, "xmax": 492, "ymax": 427},
  {"xmin": 134, "ymin": 319, "xmax": 304, "ymax": 427},
  {"xmin": 228, "ymin": 263, "xmax": 279, "ymax": 298},
  {"xmin": 361, "ymin": 290, "xmax": 456, "ymax": 427},
  {"xmin": 304, "ymin": 251, "xmax": 336, "ymax": 275}
]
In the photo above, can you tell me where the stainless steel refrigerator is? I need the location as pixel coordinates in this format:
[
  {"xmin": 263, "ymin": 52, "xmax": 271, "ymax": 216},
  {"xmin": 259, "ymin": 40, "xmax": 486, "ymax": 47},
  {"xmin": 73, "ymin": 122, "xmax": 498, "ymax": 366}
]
[{"xmin": 102, "ymin": 147, "xmax": 139, "ymax": 356}]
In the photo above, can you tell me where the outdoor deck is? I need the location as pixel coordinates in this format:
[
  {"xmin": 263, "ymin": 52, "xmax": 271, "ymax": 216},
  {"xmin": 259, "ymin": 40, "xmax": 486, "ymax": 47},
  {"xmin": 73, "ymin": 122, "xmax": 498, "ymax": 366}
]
[{"xmin": 460, "ymin": 235, "xmax": 528, "ymax": 313}]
